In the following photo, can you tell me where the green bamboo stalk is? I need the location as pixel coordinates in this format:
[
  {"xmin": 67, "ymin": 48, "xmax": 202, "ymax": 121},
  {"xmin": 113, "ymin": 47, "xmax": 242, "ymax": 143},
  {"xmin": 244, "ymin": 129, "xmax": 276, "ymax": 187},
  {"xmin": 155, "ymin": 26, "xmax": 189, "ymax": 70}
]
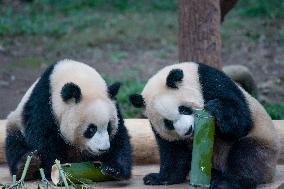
[
  {"xmin": 39, "ymin": 168, "xmax": 45, "ymax": 179},
  {"xmin": 20, "ymin": 155, "xmax": 32, "ymax": 181},
  {"xmin": 189, "ymin": 109, "xmax": 215, "ymax": 189},
  {"xmin": 12, "ymin": 175, "xmax": 16, "ymax": 185},
  {"xmin": 55, "ymin": 160, "xmax": 70, "ymax": 189},
  {"xmin": 11, "ymin": 175, "xmax": 16, "ymax": 189},
  {"xmin": 39, "ymin": 168, "xmax": 48, "ymax": 189},
  {"xmin": 12, "ymin": 175, "xmax": 17, "ymax": 184},
  {"xmin": 51, "ymin": 162, "xmax": 114, "ymax": 186}
]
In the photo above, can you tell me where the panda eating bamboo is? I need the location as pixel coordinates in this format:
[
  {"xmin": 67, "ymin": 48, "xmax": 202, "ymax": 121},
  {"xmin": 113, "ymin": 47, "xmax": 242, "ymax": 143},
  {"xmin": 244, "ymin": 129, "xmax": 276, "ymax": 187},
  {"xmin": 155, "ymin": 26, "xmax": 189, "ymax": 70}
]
[
  {"xmin": 5, "ymin": 59, "xmax": 132, "ymax": 180},
  {"xmin": 129, "ymin": 62, "xmax": 280, "ymax": 189}
]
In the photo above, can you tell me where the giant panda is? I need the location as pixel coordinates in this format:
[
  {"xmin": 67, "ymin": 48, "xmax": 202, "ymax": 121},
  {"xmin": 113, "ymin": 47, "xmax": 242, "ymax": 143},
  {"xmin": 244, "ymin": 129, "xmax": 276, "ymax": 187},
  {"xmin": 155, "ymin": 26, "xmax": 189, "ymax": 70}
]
[
  {"xmin": 129, "ymin": 62, "xmax": 280, "ymax": 189},
  {"xmin": 5, "ymin": 59, "xmax": 132, "ymax": 180}
]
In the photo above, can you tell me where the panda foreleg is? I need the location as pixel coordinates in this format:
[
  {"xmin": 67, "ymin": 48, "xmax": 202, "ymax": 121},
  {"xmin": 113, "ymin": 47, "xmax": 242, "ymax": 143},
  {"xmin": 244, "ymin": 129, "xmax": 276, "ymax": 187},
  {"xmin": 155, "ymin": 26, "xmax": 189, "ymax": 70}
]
[
  {"xmin": 6, "ymin": 127, "xmax": 30, "ymax": 176},
  {"xmin": 205, "ymin": 99, "xmax": 252, "ymax": 139},
  {"xmin": 5, "ymin": 127, "xmax": 41, "ymax": 180},
  {"xmin": 102, "ymin": 126, "xmax": 132, "ymax": 180},
  {"xmin": 36, "ymin": 138, "xmax": 68, "ymax": 180},
  {"xmin": 210, "ymin": 137, "xmax": 277, "ymax": 189},
  {"xmin": 143, "ymin": 132, "xmax": 191, "ymax": 185}
]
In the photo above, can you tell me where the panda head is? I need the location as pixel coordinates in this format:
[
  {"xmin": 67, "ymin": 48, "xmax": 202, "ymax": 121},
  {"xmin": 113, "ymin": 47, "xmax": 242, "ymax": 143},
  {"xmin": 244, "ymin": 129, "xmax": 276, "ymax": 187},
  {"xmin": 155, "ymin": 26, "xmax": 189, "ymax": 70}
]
[
  {"xmin": 129, "ymin": 62, "xmax": 205, "ymax": 141},
  {"xmin": 50, "ymin": 60, "xmax": 121, "ymax": 155}
]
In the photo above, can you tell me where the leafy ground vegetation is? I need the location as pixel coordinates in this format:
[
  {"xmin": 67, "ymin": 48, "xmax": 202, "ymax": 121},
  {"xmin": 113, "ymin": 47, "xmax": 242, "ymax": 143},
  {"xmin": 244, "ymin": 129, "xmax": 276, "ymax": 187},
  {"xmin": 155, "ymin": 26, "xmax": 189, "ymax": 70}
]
[{"xmin": 0, "ymin": 0, "xmax": 283, "ymax": 119}]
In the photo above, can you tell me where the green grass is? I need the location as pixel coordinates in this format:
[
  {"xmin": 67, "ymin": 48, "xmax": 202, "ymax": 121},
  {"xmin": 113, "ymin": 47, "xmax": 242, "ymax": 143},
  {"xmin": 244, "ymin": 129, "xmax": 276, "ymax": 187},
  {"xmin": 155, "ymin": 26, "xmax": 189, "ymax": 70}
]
[
  {"xmin": 236, "ymin": 0, "xmax": 284, "ymax": 19},
  {"xmin": 1, "ymin": 0, "xmax": 283, "ymax": 43},
  {"xmin": 116, "ymin": 79, "xmax": 145, "ymax": 118},
  {"xmin": 105, "ymin": 76, "xmax": 145, "ymax": 118},
  {"xmin": 264, "ymin": 103, "xmax": 284, "ymax": 120},
  {"xmin": 2, "ymin": 0, "xmax": 283, "ymax": 37},
  {"xmin": 0, "ymin": 0, "xmax": 177, "ymax": 37}
]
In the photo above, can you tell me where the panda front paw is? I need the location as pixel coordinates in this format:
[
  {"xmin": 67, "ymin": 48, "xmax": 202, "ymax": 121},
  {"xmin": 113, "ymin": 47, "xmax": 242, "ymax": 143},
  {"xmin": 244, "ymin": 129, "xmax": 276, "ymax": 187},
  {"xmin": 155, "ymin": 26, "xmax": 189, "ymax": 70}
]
[
  {"xmin": 143, "ymin": 173, "xmax": 183, "ymax": 185},
  {"xmin": 102, "ymin": 163, "xmax": 130, "ymax": 180},
  {"xmin": 143, "ymin": 173, "xmax": 163, "ymax": 185},
  {"xmin": 16, "ymin": 152, "xmax": 42, "ymax": 180},
  {"xmin": 205, "ymin": 100, "xmax": 230, "ymax": 134},
  {"xmin": 210, "ymin": 178, "xmax": 226, "ymax": 189},
  {"xmin": 205, "ymin": 99, "xmax": 222, "ymax": 120},
  {"xmin": 210, "ymin": 178, "xmax": 241, "ymax": 189}
]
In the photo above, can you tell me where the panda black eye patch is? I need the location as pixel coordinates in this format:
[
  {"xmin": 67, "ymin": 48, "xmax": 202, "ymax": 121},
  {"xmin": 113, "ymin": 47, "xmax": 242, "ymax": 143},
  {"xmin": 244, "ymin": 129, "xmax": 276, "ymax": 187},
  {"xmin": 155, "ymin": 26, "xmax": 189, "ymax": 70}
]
[
  {"xmin": 178, "ymin": 106, "xmax": 193, "ymax": 115},
  {"xmin": 84, "ymin": 124, "xmax": 97, "ymax": 139},
  {"xmin": 164, "ymin": 119, "xmax": 174, "ymax": 130},
  {"xmin": 61, "ymin": 82, "xmax": 82, "ymax": 103}
]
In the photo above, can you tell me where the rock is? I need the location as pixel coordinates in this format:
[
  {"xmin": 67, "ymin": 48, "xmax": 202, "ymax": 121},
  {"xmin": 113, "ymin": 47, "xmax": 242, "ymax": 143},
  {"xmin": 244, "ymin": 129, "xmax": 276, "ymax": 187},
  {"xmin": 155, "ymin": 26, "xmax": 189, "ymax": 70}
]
[
  {"xmin": 223, "ymin": 65, "xmax": 257, "ymax": 97},
  {"xmin": 0, "ymin": 80, "xmax": 9, "ymax": 88},
  {"xmin": 0, "ymin": 45, "xmax": 5, "ymax": 53}
]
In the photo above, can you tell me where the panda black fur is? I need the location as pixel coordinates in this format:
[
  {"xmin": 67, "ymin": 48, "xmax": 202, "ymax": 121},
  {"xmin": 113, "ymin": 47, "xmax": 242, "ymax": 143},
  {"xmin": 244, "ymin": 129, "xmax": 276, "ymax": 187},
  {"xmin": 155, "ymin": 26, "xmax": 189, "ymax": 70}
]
[
  {"xmin": 129, "ymin": 62, "xmax": 280, "ymax": 189},
  {"xmin": 5, "ymin": 60, "xmax": 132, "ymax": 180}
]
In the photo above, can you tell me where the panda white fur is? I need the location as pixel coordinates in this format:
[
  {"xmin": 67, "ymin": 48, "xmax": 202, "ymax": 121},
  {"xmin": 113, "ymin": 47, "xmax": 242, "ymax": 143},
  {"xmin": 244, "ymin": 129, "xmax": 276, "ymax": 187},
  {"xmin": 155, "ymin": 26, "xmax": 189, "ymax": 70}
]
[
  {"xmin": 129, "ymin": 62, "xmax": 280, "ymax": 189},
  {"xmin": 6, "ymin": 59, "xmax": 132, "ymax": 180}
]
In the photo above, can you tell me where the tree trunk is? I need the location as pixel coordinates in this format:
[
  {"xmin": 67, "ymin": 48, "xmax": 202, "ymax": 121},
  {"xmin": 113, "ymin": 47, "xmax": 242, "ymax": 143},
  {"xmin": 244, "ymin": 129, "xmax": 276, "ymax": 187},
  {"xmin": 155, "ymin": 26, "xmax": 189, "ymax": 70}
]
[{"xmin": 178, "ymin": 0, "xmax": 222, "ymax": 69}]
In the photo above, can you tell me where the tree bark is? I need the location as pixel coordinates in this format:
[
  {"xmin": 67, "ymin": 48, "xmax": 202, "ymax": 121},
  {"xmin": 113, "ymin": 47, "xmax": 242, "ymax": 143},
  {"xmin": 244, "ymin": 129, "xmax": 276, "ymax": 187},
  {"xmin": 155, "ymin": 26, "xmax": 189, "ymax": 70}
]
[{"xmin": 178, "ymin": 0, "xmax": 222, "ymax": 69}]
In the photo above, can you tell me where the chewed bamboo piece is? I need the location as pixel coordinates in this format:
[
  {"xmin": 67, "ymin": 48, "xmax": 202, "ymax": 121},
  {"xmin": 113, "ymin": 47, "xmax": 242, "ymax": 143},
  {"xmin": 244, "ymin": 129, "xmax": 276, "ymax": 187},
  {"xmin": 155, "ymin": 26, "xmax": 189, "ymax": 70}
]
[
  {"xmin": 55, "ymin": 160, "xmax": 70, "ymax": 189},
  {"xmin": 51, "ymin": 162, "xmax": 114, "ymax": 186},
  {"xmin": 189, "ymin": 109, "xmax": 215, "ymax": 189}
]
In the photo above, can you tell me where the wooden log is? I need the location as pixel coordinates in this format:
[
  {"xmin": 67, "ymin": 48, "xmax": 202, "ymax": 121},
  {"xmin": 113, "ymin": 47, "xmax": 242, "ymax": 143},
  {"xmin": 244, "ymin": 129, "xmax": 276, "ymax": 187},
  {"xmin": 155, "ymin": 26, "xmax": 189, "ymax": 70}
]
[
  {"xmin": 0, "ymin": 119, "xmax": 159, "ymax": 165},
  {"xmin": 125, "ymin": 119, "xmax": 160, "ymax": 164},
  {"xmin": 275, "ymin": 120, "xmax": 284, "ymax": 164},
  {"xmin": 0, "ymin": 119, "xmax": 283, "ymax": 165},
  {"xmin": 0, "ymin": 120, "xmax": 6, "ymax": 164}
]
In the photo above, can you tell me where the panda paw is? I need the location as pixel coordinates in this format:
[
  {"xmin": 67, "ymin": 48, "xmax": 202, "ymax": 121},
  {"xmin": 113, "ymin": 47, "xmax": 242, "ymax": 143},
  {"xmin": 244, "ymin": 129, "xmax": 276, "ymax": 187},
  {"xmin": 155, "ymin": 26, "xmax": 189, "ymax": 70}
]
[
  {"xmin": 102, "ymin": 163, "xmax": 130, "ymax": 180},
  {"xmin": 205, "ymin": 99, "xmax": 222, "ymax": 118},
  {"xmin": 205, "ymin": 99, "xmax": 231, "ymax": 136},
  {"xmin": 210, "ymin": 179, "xmax": 227, "ymax": 189},
  {"xmin": 143, "ymin": 173, "xmax": 164, "ymax": 185},
  {"xmin": 143, "ymin": 173, "xmax": 183, "ymax": 185},
  {"xmin": 210, "ymin": 178, "xmax": 241, "ymax": 189},
  {"xmin": 16, "ymin": 151, "xmax": 42, "ymax": 180}
]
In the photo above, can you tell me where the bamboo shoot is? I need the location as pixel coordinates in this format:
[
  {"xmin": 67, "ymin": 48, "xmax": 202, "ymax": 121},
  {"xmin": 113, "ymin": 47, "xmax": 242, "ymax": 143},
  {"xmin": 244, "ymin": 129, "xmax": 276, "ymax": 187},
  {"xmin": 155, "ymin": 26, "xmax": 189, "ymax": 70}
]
[
  {"xmin": 51, "ymin": 162, "xmax": 114, "ymax": 186},
  {"xmin": 189, "ymin": 110, "xmax": 215, "ymax": 189}
]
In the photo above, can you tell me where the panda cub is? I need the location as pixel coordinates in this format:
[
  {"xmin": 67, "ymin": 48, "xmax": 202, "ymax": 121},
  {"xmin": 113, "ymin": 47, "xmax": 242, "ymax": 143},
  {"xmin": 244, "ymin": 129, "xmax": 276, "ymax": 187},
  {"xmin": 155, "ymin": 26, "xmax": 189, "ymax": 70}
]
[
  {"xmin": 6, "ymin": 60, "xmax": 132, "ymax": 180},
  {"xmin": 129, "ymin": 62, "xmax": 280, "ymax": 189}
]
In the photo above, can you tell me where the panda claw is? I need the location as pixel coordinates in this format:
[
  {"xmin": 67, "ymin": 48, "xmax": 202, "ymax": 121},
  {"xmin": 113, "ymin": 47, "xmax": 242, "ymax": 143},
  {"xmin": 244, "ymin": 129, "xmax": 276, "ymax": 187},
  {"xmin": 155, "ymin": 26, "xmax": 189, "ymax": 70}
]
[
  {"xmin": 102, "ymin": 164, "xmax": 122, "ymax": 179},
  {"xmin": 143, "ymin": 173, "xmax": 163, "ymax": 185}
]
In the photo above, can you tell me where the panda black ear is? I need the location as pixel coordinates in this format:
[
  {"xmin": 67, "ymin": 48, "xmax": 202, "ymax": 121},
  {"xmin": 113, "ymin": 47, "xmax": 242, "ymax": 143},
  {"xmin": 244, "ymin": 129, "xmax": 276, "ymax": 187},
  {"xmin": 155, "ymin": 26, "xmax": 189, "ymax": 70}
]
[
  {"xmin": 108, "ymin": 82, "xmax": 121, "ymax": 99},
  {"xmin": 61, "ymin": 82, "xmax": 82, "ymax": 103},
  {"xmin": 166, "ymin": 69, "xmax": 184, "ymax": 89},
  {"xmin": 129, "ymin": 94, "xmax": 145, "ymax": 108}
]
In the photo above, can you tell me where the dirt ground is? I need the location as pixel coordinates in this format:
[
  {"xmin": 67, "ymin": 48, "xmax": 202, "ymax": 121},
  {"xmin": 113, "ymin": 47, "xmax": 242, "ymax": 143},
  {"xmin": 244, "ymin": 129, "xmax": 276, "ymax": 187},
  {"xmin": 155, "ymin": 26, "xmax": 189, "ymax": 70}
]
[{"xmin": 0, "ymin": 41, "xmax": 283, "ymax": 119}]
